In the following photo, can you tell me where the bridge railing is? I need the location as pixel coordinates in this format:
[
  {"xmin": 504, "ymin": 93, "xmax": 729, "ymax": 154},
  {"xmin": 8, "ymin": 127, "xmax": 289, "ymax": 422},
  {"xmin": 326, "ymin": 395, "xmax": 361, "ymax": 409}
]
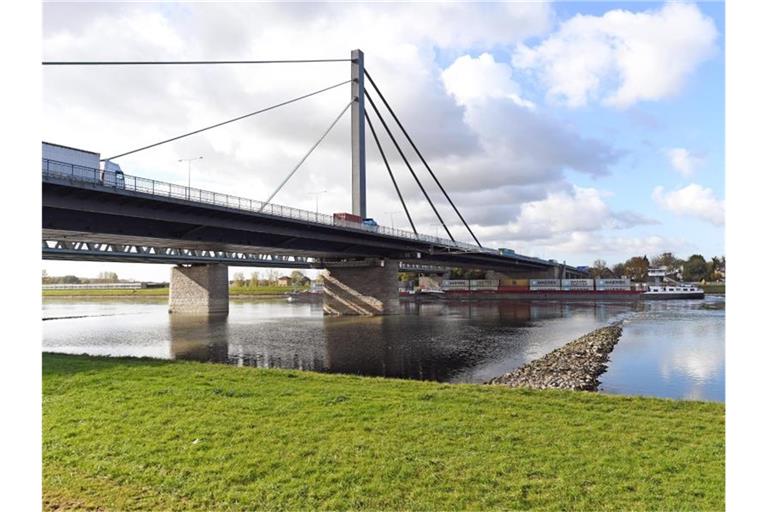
[{"xmin": 42, "ymin": 158, "xmax": 490, "ymax": 253}]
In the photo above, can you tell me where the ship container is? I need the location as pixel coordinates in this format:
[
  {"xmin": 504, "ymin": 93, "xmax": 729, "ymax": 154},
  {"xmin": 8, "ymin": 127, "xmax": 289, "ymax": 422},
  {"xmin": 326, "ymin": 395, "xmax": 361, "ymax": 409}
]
[
  {"xmin": 469, "ymin": 279, "xmax": 499, "ymax": 291},
  {"xmin": 43, "ymin": 141, "xmax": 100, "ymax": 170},
  {"xmin": 500, "ymin": 278, "xmax": 529, "ymax": 287},
  {"xmin": 498, "ymin": 278, "xmax": 529, "ymax": 292},
  {"xmin": 529, "ymin": 279, "xmax": 561, "ymax": 291},
  {"xmin": 43, "ymin": 141, "xmax": 126, "ymax": 188},
  {"xmin": 595, "ymin": 278, "xmax": 631, "ymax": 291},
  {"xmin": 333, "ymin": 212, "xmax": 363, "ymax": 225},
  {"xmin": 440, "ymin": 280, "xmax": 470, "ymax": 291},
  {"xmin": 561, "ymin": 278, "xmax": 595, "ymax": 291}
]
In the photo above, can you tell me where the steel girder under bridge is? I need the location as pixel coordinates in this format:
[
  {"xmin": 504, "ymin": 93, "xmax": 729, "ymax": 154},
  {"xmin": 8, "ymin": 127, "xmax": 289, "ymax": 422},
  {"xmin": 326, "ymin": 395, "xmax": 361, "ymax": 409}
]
[
  {"xmin": 42, "ymin": 240, "xmax": 319, "ymax": 268},
  {"xmin": 42, "ymin": 240, "xmax": 452, "ymax": 273}
]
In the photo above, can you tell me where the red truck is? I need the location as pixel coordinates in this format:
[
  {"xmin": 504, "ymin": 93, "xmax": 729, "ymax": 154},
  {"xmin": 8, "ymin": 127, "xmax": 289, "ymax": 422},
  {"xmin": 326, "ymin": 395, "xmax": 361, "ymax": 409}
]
[{"xmin": 333, "ymin": 212, "xmax": 363, "ymax": 224}]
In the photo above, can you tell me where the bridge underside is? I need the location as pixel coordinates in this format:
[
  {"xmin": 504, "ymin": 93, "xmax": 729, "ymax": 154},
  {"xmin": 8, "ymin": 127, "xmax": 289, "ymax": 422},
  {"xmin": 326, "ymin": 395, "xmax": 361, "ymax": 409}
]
[{"xmin": 42, "ymin": 179, "xmax": 564, "ymax": 273}]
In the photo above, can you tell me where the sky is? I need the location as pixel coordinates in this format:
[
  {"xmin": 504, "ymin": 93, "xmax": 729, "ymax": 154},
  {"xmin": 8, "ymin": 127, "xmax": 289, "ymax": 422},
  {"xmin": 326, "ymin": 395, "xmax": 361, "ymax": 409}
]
[{"xmin": 41, "ymin": 1, "xmax": 725, "ymax": 282}]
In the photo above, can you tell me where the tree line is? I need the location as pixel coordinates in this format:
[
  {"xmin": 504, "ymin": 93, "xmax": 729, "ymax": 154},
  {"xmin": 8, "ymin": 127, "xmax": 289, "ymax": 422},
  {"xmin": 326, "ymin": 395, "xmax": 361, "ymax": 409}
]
[
  {"xmin": 589, "ymin": 253, "xmax": 725, "ymax": 283},
  {"xmin": 230, "ymin": 270, "xmax": 310, "ymax": 287},
  {"xmin": 42, "ymin": 270, "xmax": 121, "ymax": 285}
]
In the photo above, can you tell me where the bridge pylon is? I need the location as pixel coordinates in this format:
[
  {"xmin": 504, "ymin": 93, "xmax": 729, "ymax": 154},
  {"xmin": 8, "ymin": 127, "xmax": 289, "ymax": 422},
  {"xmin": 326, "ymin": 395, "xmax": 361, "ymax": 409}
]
[{"xmin": 351, "ymin": 49, "xmax": 366, "ymax": 218}]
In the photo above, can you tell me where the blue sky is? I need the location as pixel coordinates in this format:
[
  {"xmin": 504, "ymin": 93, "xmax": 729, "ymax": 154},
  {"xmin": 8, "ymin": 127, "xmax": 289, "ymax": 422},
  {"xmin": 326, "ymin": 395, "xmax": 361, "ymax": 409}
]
[
  {"xmin": 557, "ymin": 2, "xmax": 725, "ymax": 259},
  {"xmin": 42, "ymin": 1, "xmax": 725, "ymax": 280}
]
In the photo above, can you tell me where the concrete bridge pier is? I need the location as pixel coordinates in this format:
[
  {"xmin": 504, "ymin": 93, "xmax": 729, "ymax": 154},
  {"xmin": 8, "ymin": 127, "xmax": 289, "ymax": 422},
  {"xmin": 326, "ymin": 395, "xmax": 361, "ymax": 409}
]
[
  {"xmin": 323, "ymin": 259, "xmax": 399, "ymax": 316},
  {"xmin": 169, "ymin": 264, "xmax": 229, "ymax": 316}
]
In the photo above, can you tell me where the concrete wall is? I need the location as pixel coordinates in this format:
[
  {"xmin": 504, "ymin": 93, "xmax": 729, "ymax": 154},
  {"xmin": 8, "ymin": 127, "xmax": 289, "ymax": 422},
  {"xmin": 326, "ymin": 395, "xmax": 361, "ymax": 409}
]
[
  {"xmin": 169, "ymin": 264, "xmax": 229, "ymax": 316},
  {"xmin": 323, "ymin": 259, "xmax": 399, "ymax": 316}
]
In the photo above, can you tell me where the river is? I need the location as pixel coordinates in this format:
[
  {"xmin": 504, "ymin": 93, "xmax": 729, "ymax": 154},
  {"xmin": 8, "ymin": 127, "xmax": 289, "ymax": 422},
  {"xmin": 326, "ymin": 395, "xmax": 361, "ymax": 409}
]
[{"xmin": 42, "ymin": 296, "xmax": 725, "ymax": 402}]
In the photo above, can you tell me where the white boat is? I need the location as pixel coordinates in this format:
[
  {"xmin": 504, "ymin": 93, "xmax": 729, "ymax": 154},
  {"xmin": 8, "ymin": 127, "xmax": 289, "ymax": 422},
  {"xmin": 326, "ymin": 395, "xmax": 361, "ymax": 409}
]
[
  {"xmin": 643, "ymin": 268, "xmax": 704, "ymax": 299},
  {"xmin": 643, "ymin": 284, "xmax": 705, "ymax": 300}
]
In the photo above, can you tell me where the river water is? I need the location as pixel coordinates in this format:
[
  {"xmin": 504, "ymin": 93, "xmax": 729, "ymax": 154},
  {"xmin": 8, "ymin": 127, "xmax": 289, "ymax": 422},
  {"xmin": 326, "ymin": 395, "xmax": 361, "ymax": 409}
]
[{"xmin": 42, "ymin": 296, "xmax": 725, "ymax": 402}]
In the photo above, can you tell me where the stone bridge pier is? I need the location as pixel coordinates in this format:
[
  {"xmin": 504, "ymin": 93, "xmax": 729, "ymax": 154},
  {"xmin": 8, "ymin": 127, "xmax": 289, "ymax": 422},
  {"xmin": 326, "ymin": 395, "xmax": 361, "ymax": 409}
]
[
  {"xmin": 169, "ymin": 264, "xmax": 229, "ymax": 316},
  {"xmin": 323, "ymin": 259, "xmax": 399, "ymax": 316}
]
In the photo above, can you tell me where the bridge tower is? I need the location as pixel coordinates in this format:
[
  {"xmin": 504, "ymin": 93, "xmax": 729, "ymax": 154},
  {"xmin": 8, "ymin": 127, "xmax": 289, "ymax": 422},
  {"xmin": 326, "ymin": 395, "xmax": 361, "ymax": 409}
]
[{"xmin": 351, "ymin": 49, "xmax": 366, "ymax": 218}]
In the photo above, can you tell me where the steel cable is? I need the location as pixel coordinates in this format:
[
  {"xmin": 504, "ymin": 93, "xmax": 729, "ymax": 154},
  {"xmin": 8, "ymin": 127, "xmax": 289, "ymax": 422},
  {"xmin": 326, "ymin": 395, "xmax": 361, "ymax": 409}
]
[
  {"xmin": 102, "ymin": 79, "xmax": 352, "ymax": 161},
  {"xmin": 364, "ymin": 89, "xmax": 455, "ymax": 243},
  {"xmin": 364, "ymin": 70, "xmax": 482, "ymax": 247},
  {"xmin": 364, "ymin": 110, "xmax": 418, "ymax": 236},
  {"xmin": 43, "ymin": 59, "xmax": 351, "ymax": 66},
  {"xmin": 258, "ymin": 99, "xmax": 353, "ymax": 212}
]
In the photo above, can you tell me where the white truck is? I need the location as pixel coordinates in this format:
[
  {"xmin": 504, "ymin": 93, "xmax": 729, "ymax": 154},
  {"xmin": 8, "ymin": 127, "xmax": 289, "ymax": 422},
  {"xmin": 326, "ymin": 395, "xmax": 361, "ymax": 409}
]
[{"xmin": 42, "ymin": 141, "xmax": 125, "ymax": 188}]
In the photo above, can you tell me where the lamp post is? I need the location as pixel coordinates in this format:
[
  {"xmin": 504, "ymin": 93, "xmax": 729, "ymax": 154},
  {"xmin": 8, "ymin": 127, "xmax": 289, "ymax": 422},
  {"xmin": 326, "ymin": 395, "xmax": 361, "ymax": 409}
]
[
  {"xmin": 309, "ymin": 189, "xmax": 327, "ymax": 215},
  {"xmin": 178, "ymin": 156, "xmax": 203, "ymax": 198},
  {"xmin": 384, "ymin": 211, "xmax": 399, "ymax": 229}
]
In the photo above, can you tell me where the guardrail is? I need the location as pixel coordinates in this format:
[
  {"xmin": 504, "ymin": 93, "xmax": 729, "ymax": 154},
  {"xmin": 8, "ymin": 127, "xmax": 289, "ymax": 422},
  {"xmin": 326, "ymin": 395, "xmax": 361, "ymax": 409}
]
[
  {"xmin": 41, "ymin": 158, "xmax": 571, "ymax": 270},
  {"xmin": 42, "ymin": 158, "xmax": 492, "ymax": 253}
]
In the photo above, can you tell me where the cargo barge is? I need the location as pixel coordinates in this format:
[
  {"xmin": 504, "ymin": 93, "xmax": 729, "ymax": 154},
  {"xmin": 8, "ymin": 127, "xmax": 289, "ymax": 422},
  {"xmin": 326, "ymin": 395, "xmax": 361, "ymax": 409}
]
[
  {"xmin": 400, "ymin": 276, "xmax": 705, "ymax": 301},
  {"xmin": 400, "ymin": 290, "xmax": 645, "ymax": 301}
]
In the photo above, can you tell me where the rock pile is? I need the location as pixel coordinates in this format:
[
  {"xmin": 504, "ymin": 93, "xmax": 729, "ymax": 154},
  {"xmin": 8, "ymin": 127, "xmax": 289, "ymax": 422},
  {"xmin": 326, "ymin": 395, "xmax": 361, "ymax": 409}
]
[{"xmin": 487, "ymin": 322, "xmax": 624, "ymax": 391}]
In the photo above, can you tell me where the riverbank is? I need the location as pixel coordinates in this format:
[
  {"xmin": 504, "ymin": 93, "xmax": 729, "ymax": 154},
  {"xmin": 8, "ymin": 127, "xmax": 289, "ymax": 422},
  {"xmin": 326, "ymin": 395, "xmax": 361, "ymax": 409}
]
[
  {"xmin": 42, "ymin": 286, "xmax": 301, "ymax": 298},
  {"xmin": 702, "ymin": 283, "xmax": 726, "ymax": 294},
  {"xmin": 43, "ymin": 353, "xmax": 724, "ymax": 510},
  {"xmin": 488, "ymin": 323, "xmax": 623, "ymax": 390}
]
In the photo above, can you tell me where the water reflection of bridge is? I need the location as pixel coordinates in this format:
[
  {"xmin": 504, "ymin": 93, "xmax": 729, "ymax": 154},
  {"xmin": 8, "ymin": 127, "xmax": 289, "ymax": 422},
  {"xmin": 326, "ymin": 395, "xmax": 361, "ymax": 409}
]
[{"xmin": 167, "ymin": 300, "xmax": 640, "ymax": 382}]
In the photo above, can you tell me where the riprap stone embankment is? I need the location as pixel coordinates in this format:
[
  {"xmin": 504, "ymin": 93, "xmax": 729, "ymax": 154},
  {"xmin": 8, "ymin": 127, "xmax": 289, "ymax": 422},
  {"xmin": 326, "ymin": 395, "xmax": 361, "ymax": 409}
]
[{"xmin": 488, "ymin": 322, "xmax": 624, "ymax": 391}]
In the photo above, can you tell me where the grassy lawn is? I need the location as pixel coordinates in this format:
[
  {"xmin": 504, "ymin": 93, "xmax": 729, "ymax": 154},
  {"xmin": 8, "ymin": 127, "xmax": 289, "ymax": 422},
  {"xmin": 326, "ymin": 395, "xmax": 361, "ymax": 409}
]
[
  {"xmin": 42, "ymin": 286, "xmax": 300, "ymax": 297},
  {"xmin": 230, "ymin": 285, "xmax": 303, "ymax": 296},
  {"xmin": 43, "ymin": 354, "xmax": 724, "ymax": 511},
  {"xmin": 42, "ymin": 288, "xmax": 170, "ymax": 297},
  {"xmin": 702, "ymin": 283, "xmax": 726, "ymax": 294}
]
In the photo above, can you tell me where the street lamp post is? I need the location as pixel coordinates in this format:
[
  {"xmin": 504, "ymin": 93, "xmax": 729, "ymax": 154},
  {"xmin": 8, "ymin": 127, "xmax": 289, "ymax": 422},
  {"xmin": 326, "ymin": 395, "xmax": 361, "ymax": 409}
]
[
  {"xmin": 309, "ymin": 189, "xmax": 327, "ymax": 216},
  {"xmin": 178, "ymin": 156, "xmax": 203, "ymax": 198},
  {"xmin": 384, "ymin": 211, "xmax": 399, "ymax": 229}
]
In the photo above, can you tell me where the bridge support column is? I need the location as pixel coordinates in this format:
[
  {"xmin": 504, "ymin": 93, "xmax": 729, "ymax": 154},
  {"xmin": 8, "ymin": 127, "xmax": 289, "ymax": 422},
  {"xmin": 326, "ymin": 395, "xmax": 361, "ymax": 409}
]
[
  {"xmin": 323, "ymin": 259, "xmax": 399, "ymax": 316},
  {"xmin": 169, "ymin": 264, "xmax": 229, "ymax": 316}
]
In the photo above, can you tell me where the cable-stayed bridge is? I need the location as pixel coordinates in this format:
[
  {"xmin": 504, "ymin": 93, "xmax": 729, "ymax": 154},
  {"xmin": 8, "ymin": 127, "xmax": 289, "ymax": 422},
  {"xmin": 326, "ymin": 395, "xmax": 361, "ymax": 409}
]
[{"xmin": 42, "ymin": 49, "xmax": 585, "ymax": 316}]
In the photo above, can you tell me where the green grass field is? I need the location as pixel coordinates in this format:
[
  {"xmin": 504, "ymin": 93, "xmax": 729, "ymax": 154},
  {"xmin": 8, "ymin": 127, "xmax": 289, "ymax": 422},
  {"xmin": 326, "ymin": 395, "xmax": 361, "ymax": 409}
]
[
  {"xmin": 702, "ymin": 283, "xmax": 726, "ymax": 294},
  {"xmin": 43, "ymin": 353, "xmax": 724, "ymax": 511},
  {"xmin": 42, "ymin": 286, "xmax": 300, "ymax": 297},
  {"xmin": 42, "ymin": 287, "xmax": 170, "ymax": 297}
]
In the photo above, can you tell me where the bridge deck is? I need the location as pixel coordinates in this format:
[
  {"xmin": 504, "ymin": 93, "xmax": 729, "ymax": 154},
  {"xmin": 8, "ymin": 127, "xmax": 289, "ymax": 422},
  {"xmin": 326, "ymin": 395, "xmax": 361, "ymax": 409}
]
[{"xmin": 42, "ymin": 159, "xmax": 584, "ymax": 275}]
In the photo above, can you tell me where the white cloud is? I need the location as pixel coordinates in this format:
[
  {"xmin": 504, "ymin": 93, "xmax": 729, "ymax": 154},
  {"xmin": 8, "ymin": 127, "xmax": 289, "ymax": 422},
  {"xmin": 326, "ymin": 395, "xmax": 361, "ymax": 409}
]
[
  {"xmin": 535, "ymin": 233, "xmax": 681, "ymax": 258},
  {"xmin": 509, "ymin": 186, "xmax": 614, "ymax": 238},
  {"xmin": 474, "ymin": 230, "xmax": 688, "ymax": 266},
  {"xmin": 441, "ymin": 53, "xmax": 534, "ymax": 109},
  {"xmin": 652, "ymin": 184, "xmax": 724, "ymax": 225},
  {"xmin": 43, "ymin": 4, "xmax": 623, "ymax": 244},
  {"xmin": 475, "ymin": 186, "xmax": 655, "ymax": 242},
  {"xmin": 665, "ymin": 147, "xmax": 702, "ymax": 177},
  {"xmin": 513, "ymin": 2, "xmax": 718, "ymax": 107}
]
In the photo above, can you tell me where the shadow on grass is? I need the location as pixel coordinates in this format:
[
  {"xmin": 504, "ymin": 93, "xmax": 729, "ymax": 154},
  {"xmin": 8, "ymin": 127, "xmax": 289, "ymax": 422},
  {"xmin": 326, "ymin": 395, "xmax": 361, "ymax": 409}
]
[{"xmin": 42, "ymin": 352, "xmax": 171, "ymax": 377}]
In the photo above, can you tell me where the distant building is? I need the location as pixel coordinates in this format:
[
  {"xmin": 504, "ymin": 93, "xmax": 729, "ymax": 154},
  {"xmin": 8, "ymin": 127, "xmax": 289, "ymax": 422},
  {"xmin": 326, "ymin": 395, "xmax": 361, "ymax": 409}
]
[{"xmin": 276, "ymin": 276, "xmax": 292, "ymax": 287}]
